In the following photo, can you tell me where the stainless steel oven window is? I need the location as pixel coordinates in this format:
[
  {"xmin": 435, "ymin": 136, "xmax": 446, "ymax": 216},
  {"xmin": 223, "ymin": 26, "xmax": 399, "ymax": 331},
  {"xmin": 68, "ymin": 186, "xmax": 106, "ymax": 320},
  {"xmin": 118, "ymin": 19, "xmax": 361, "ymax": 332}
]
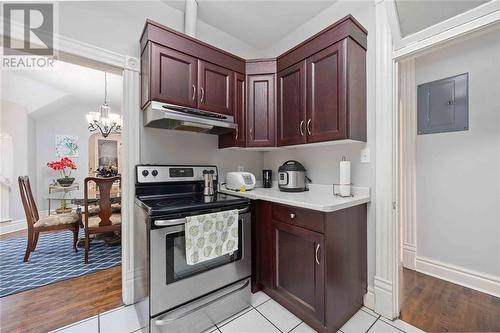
[
  {"xmin": 150, "ymin": 210, "xmax": 251, "ymax": 315},
  {"xmin": 165, "ymin": 219, "xmax": 243, "ymax": 284}
]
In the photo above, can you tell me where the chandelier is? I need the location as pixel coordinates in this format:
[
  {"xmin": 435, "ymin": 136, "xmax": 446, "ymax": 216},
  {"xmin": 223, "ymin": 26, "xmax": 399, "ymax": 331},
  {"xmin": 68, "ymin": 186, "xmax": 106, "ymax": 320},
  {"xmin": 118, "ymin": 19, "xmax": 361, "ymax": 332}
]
[{"xmin": 86, "ymin": 72, "xmax": 122, "ymax": 138}]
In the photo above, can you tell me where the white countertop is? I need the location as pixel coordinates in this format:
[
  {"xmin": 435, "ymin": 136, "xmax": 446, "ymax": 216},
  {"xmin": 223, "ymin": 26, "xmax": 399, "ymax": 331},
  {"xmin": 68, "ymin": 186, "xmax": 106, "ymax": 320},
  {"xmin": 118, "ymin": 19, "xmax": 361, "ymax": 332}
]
[{"xmin": 220, "ymin": 183, "xmax": 370, "ymax": 213}]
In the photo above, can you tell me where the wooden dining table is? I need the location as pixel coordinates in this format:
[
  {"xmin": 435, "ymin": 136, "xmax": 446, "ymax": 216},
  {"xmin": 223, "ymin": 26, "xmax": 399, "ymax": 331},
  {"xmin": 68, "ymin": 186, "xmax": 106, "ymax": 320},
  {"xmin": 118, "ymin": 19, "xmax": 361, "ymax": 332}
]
[
  {"xmin": 45, "ymin": 189, "xmax": 121, "ymax": 207},
  {"xmin": 45, "ymin": 189, "xmax": 122, "ymax": 247}
]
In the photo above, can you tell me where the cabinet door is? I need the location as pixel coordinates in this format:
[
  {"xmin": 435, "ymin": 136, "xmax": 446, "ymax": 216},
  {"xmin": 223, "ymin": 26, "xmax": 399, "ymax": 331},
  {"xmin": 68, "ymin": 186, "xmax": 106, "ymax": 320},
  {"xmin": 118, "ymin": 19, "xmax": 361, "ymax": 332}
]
[
  {"xmin": 233, "ymin": 72, "xmax": 246, "ymax": 146},
  {"xmin": 150, "ymin": 43, "xmax": 197, "ymax": 108},
  {"xmin": 247, "ymin": 74, "xmax": 276, "ymax": 147},
  {"xmin": 273, "ymin": 221, "xmax": 325, "ymax": 324},
  {"xmin": 277, "ymin": 61, "xmax": 306, "ymax": 146},
  {"xmin": 306, "ymin": 40, "xmax": 347, "ymax": 143},
  {"xmin": 198, "ymin": 60, "xmax": 233, "ymax": 115},
  {"xmin": 218, "ymin": 72, "xmax": 246, "ymax": 148}
]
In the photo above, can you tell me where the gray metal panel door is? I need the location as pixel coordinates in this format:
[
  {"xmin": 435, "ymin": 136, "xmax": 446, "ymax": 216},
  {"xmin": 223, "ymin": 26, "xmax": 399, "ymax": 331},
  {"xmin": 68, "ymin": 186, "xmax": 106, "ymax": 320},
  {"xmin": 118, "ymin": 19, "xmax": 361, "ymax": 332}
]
[{"xmin": 417, "ymin": 73, "xmax": 468, "ymax": 134}]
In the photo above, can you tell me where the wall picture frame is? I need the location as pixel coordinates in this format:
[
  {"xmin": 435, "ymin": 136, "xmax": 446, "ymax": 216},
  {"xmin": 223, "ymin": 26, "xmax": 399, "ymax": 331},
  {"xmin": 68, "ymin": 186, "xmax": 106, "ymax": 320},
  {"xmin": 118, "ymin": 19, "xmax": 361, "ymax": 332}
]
[{"xmin": 55, "ymin": 135, "xmax": 79, "ymax": 157}]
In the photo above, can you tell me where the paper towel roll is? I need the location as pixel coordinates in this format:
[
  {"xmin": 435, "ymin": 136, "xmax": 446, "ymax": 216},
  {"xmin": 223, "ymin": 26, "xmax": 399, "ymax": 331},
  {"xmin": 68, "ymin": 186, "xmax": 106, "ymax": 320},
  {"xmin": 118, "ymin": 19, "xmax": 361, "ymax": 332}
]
[{"xmin": 339, "ymin": 157, "xmax": 351, "ymax": 196}]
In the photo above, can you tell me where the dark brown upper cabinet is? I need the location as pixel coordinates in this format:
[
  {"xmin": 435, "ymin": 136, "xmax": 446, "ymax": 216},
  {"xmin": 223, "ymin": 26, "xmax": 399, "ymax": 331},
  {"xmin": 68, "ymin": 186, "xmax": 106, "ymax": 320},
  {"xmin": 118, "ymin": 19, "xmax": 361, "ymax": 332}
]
[
  {"xmin": 149, "ymin": 43, "xmax": 198, "ymax": 109},
  {"xmin": 277, "ymin": 37, "xmax": 366, "ymax": 146},
  {"xmin": 276, "ymin": 16, "xmax": 367, "ymax": 145},
  {"xmin": 277, "ymin": 60, "xmax": 307, "ymax": 146},
  {"xmin": 273, "ymin": 220, "xmax": 325, "ymax": 325},
  {"xmin": 198, "ymin": 60, "xmax": 233, "ymax": 116},
  {"xmin": 140, "ymin": 19, "xmax": 245, "ymax": 114},
  {"xmin": 141, "ymin": 16, "xmax": 366, "ymax": 147},
  {"xmin": 306, "ymin": 40, "xmax": 346, "ymax": 143},
  {"xmin": 233, "ymin": 73, "xmax": 246, "ymax": 146},
  {"xmin": 247, "ymin": 73, "xmax": 276, "ymax": 147},
  {"xmin": 219, "ymin": 72, "xmax": 246, "ymax": 148}
]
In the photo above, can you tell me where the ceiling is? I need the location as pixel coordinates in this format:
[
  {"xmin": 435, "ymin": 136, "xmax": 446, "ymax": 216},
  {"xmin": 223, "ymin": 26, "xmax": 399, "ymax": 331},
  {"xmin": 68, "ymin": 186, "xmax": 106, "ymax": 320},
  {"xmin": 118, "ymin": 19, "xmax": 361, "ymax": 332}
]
[
  {"xmin": 395, "ymin": 0, "xmax": 490, "ymax": 37},
  {"xmin": 2, "ymin": 60, "xmax": 122, "ymax": 118},
  {"xmin": 163, "ymin": 0, "xmax": 336, "ymax": 50}
]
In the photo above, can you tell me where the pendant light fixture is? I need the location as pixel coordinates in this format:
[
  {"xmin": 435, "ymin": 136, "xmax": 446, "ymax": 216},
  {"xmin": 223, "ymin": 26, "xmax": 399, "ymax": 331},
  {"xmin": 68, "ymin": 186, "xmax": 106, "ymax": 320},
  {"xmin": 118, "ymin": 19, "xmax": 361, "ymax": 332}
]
[{"xmin": 86, "ymin": 72, "xmax": 122, "ymax": 138}]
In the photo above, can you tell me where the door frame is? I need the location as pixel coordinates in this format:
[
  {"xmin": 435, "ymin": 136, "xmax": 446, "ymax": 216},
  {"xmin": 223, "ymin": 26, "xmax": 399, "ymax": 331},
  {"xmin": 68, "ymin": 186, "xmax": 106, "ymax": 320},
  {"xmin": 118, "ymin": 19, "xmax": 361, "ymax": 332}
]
[
  {"xmin": 373, "ymin": 0, "xmax": 500, "ymax": 319},
  {"xmin": 6, "ymin": 20, "xmax": 141, "ymax": 305},
  {"xmin": 59, "ymin": 39, "xmax": 141, "ymax": 306}
]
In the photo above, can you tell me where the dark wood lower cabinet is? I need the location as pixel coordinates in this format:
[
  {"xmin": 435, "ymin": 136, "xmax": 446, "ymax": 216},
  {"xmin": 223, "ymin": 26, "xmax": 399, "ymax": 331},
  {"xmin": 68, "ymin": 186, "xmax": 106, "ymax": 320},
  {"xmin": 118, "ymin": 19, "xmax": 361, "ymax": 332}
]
[
  {"xmin": 273, "ymin": 221, "xmax": 325, "ymax": 325},
  {"xmin": 253, "ymin": 201, "xmax": 367, "ymax": 333}
]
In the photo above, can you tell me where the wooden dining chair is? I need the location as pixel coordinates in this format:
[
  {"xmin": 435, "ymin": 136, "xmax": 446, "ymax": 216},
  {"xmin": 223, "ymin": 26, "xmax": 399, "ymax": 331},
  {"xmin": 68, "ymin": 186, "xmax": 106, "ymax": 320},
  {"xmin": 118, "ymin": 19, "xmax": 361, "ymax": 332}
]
[
  {"xmin": 83, "ymin": 176, "xmax": 121, "ymax": 264},
  {"xmin": 18, "ymin": 176, "xmax": 80, "ymax": 262}
]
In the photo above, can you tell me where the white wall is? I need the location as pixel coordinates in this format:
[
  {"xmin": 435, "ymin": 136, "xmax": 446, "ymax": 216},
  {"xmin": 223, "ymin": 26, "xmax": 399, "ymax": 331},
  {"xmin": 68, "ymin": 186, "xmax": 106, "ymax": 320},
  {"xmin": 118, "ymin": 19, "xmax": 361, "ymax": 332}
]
[
  {"xmin": 0, "ymin": 101, "xmax": 36, "ymax": 222},
  {"xmin": 415, "ymin": 29, "xmax": 500, "ymax": 277},
  {"xmin": 58, "ymin": 1, "xmax": 260, "ymax": 58},
  {"xmin": 261, "ymin": 1, "xmax": 377, "ymax": 291},
  {"xmin": 140, "ymin": 117, "xmax": 264, "ymax": 181},
  {"xmin": 34, "ymin": 99, "xmax": 122, "ymax": 212}
]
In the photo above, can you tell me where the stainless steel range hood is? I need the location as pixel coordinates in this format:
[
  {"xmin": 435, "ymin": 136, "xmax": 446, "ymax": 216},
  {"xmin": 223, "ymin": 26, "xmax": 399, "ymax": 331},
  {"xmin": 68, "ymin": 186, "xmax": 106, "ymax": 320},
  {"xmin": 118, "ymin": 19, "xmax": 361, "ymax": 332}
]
[{"xmin": 144, "ymin": 101, "xmax": 237, "ymax": 135}]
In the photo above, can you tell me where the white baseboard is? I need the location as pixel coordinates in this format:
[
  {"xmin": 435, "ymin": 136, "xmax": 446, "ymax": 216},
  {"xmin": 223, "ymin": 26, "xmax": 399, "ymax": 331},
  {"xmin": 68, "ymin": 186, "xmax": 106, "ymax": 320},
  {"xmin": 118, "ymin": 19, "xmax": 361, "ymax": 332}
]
[
  {"xmin": 0, "ymin": 210, "xmax": 58, "ymax": 235},
  {"xmin": 363, "ymin": 285, "xmax": 375, "ymax": 310},
  {"xmin": 416, "ymin": 256, "xmax": 500, "ymax": 298},
  {"xmin": 402, "ymin": 243, "xmax": 416, "ymax": 270},
  {"xmin": 123, "ymin": 269, "xmax": 148, "ymax": 305},
  {"xmin": 0, "ymin": 219, "xmax": 27, "ymax": 235},
  {"xmin": 374, "ymin": 276, "xmax": 396, "ymax": 319}
]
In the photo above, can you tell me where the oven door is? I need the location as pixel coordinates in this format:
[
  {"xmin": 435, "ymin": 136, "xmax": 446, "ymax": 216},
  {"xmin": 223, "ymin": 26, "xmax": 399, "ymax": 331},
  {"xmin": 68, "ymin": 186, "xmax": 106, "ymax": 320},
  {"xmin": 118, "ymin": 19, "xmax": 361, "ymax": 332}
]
[{"xmin": 150, "ymin": 206, "xmax": 251, "ymax": 316}]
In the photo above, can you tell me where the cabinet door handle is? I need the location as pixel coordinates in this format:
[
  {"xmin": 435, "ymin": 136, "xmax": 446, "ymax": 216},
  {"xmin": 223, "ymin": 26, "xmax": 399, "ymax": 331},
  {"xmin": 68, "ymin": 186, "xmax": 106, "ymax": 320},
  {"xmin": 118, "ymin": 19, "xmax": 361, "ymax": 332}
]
[
  {"xmin": 290, "ymin": 213, "xmax": 296, "ymax": 219},
  {"xmin": 235, "ymin": 127, "xmax": 239, "ymax": 140},
  {"xmin": 200, "ymin": 87, "xmax": 205, "ymax": 102},
  {"xmin": 299, "ymin": 121, "xmax": 305, "ymax": 136},
  {"xmin": 315, "ymin": 244, "xmax": 321, "ymax": 265},
  {"xmin": 249, "ymin": 127, "xmax": 253, "ymax": 140},
  {"xmin": 191, "ymin": 85, "xmax": 196, "ymax": 101},
  {"xmin": 307, "ymin": 119, "xmax": 312, "ymax": 136}
]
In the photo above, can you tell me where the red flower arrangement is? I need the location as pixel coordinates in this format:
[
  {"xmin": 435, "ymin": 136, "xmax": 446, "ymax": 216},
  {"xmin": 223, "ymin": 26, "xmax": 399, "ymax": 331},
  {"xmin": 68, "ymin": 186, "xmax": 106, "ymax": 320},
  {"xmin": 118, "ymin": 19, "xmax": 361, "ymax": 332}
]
[{"xmin": 47, "ymin": 157, "xmax": 77, "ymax": 178}]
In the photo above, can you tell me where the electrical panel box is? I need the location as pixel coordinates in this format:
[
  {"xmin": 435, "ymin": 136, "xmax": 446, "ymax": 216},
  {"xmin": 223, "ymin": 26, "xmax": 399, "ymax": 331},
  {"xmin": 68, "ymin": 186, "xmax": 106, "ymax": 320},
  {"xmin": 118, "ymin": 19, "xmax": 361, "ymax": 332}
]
[{"xmin": 417, "ymin": 73, "xmax": 468, "ymax": 135}]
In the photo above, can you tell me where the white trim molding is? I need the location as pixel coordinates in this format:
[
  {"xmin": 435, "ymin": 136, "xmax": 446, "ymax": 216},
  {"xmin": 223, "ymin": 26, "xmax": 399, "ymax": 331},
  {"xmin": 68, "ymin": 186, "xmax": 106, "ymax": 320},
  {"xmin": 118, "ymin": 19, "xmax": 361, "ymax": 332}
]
[
  {"xmin": 374, "ymin": 0, "xmax": 400, "ymax": 320},
  {"xmin": 393, "ymin": 3, "xmax": 500, "ymax": 60},
  {"xmin": 402, "ymin": 243, "xmax": 416, "ymax": 271},
  {"xmin": 57, "ymin": 33, "xmax": 140, "ymax": 306},
  {"xmin": 398, "ymin": 59, "xmax": 417, "ymax": 271},
  {"xmin": 121, "ymin": 67, "xmax": 141, "ymax": 305},
  {"xmin": 416, "ymin": 256, "xmax": 500, "ymax": 298},
  {"xmin": 388, "ymin": 0, "xmax": 500, "ymax": 54},
  {"xmin": 0, "ymin": 209, "xmax": 50, "ymax": 235},
  {"xmin": 363, "ymin": 286, "xmax": 375, "ymax": 310},
  {"xmin": 0, "ymin": 219, "xmax": 26, "ymax": 235},
  {"xmin": 1, "ymin": 18, "xmax": 127, "ymax": 70}
]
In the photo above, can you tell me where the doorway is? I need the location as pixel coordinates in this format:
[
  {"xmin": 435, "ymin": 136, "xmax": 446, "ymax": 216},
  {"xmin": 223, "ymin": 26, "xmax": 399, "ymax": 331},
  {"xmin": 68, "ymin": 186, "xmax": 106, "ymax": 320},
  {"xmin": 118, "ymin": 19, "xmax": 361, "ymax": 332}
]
[
  {"xmin": 0, "ymin": 58, "xmax": 125, "ymax": 332},
  {"xmin": 397, "ymin": 27, "xmax": 500, "ymax": 332}
]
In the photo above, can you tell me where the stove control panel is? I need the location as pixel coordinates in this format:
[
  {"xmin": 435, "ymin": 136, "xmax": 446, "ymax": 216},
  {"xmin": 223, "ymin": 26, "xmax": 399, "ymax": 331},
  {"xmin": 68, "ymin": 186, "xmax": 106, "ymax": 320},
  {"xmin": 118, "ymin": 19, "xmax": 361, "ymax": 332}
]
[{"xmin": 137, "ymin": 165, "xmax": 217, "ymax": 183}]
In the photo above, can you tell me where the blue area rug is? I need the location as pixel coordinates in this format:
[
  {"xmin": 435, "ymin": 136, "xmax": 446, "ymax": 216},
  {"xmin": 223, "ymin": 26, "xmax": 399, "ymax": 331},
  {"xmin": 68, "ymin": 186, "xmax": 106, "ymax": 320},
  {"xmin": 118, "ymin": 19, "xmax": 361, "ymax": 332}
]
[{"xmin": 0, "ymin": 231, "xmax": 121, "ymax": 297}]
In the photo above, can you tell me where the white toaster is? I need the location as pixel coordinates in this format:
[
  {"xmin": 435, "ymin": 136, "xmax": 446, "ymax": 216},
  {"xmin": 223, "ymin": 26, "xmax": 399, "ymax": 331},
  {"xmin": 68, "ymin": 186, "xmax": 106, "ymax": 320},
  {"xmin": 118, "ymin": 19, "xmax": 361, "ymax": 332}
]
[{"xmin": 225, "ymin": 172, "xmax": 256, "ymax": 191}]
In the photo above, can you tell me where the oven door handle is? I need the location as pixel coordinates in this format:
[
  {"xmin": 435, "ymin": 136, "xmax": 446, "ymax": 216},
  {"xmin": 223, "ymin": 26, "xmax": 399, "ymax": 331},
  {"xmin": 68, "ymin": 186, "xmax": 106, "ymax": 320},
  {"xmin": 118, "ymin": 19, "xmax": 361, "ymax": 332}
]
[
  {"xmin": 154, "ymin": 279, "xmax": 250, "ymax": 326},
  {"xmin": 154, "ymin": 207, "xmax": 249, "ymax": 227}
]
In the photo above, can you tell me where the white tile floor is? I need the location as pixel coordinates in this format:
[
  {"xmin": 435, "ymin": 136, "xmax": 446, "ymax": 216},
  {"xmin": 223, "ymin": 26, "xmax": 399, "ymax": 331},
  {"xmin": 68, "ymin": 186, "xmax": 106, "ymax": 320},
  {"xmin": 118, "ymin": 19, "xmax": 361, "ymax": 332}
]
[{"xmin": 51, "ymin": 291, "xmax": 426, "ymax": 333}]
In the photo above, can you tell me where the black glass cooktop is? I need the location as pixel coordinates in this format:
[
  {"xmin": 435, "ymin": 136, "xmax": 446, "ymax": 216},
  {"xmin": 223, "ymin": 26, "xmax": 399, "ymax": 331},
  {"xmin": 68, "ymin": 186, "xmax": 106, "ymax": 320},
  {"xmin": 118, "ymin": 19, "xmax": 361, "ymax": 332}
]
[{"xmin": 136, "ymin": 192, "xmax": 249, "ymax": 216}]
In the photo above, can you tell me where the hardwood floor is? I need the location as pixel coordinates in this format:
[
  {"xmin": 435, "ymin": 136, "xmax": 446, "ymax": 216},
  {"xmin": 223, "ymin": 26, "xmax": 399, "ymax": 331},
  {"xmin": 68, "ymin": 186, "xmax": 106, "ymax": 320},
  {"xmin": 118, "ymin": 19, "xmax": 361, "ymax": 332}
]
[
  {"xmin": 400, "ymin": 268, "xmax": 500, "ymax": 332},
  {"xmin": 0, "ymin": 266, "xmax": 122, "ymax": 333}
]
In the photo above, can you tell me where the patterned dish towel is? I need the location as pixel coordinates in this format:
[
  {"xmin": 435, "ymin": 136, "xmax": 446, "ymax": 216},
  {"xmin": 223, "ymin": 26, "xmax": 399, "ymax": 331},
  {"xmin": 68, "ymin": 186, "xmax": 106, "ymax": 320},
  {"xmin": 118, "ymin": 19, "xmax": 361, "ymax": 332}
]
[{"xmin": 185, "ymin": 209, "xmax": 239, "ymax": 265}]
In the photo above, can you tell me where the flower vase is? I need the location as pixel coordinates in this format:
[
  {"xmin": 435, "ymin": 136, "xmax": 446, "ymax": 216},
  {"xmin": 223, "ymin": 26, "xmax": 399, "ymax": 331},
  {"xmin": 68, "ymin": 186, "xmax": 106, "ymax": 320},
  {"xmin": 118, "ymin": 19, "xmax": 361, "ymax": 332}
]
[{"xmin": 57, "ymin": 177, "xmax": 75, "ymax": 187}]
